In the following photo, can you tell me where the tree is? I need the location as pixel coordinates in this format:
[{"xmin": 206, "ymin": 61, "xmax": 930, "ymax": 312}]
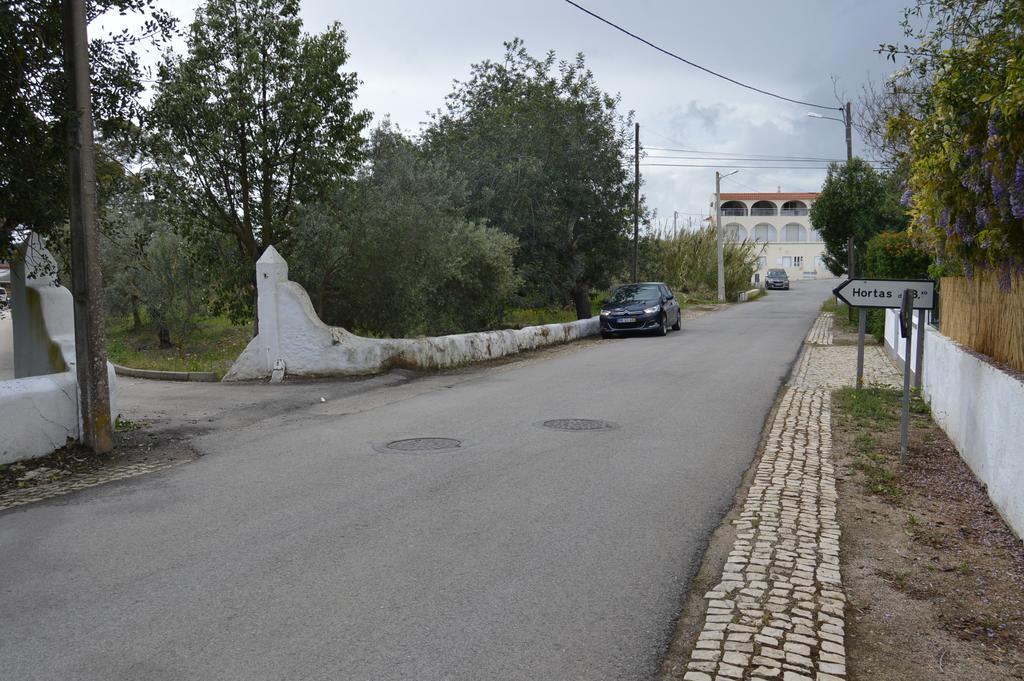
[
  {"xmin": 877, "ymin": 0, "xmax": 1024, "ymax": 287},
  {"xmin": 101, "ymin": 201, "xmax": 211, "ymax": 348},
  {"xmin": 810, "ymin": 158, "xmax": 907, "ymax": 275},
  {"xmin": 0, "ymin": 0, "xmax": 174, "ymax": 256},
  {"xmin": 146, "ymin": 0, "xmax": 370, "ymax": 320},
  {"xmin": 286, "ymin": 126, "xmax": 520, "ymax": 337},
  {"xmin": 423, "ymin": 39, "xmax": 635, "ymax": 319}
]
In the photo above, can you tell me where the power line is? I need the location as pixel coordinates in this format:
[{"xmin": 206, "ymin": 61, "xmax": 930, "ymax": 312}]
[
  {"xmin": 645, "ymin": 147, "xmax": 844, "ymax": 162},
  {"xmin": 562, "ymin": 0, "xmax": 841, "ymax": 112},
  {"xmin": 722, "ymin": 176, "xmax": 763, "ymax": 193},
  {"xmin": 647, "ymin": 154, "xmax": 850, "ymax": 163},
  {"xmin": 640, "ymin": 163, "xmax": 838, "ymax": 169}
]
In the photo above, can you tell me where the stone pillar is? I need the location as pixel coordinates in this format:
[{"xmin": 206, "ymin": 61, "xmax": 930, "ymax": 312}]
[
  {"xmin": 11, "ymin": 234, "xmax": 74, "ymax": 378},
  {"xmin": 256, "ymin": 246, "xmax": 287, "ymax": 378}
]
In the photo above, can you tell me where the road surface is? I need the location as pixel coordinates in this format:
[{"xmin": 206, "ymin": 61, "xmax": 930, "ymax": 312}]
[{"xmin": 0, "ymin": 280, "xmax": 834, "ymax": 681}]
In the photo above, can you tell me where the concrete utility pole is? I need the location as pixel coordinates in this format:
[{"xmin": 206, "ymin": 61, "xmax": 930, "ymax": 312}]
[
  {"xmin": 633, "ymin": 122, "xmax": 639, "ymax": 283},
  {"xmin": 63, "ymin": 0, "xmax": 113, "ymax": 453},
  {"xmin": 844, "ymin": 101, "xmax": 853, "ymax": 163},
  {"xmin": 715, "ymin": 171, "xmax": 724, "ymax": 302}
]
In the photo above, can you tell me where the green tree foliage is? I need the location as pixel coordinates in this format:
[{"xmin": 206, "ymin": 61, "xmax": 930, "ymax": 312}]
[
  {"xmin": 864, "ymin": 231, "xmax": 932, "ymax": 279},
  {"xmin": 101, "ymin": 204, "xmax": 211, "ymax": 349},
  {"xmin": 640, "ymin": 222, "xmax": 761, "ymax": 301},
  {"xmin": 0, "ymin": 0, "xmax": 174, "ymax": 256},
  {"xmin": 423, "ymin": 39, "xmax": 635, "ymax": 319},
  {"xmin": 810, "ymin": 158, "xmax": 907, "ymax": 275},
  {"xmin": 882, "ymin": 0, "xmax": 1024, "ymax": 287},
  {"xmin": 146, "ymin": 0, "xmax": 370, "ymax": 319},
  {"xmin": 286, "ymin": 127, "xmax": 520, "ymax": 338}
]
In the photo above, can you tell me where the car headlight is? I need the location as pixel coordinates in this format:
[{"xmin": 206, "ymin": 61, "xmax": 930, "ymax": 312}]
[
  {"xmin": 643, "ymin": 305, "xmax": 660, "ymax": 314},
  {"xmin": 600, "ymin": 309, "xmax": 611, "ymax": 317}
]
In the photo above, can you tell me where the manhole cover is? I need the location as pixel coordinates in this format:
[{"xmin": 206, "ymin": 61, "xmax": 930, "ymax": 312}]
[
  {"xmin": 385, "ymin": 438, "xmax": 462, "ymax": 452},
  {"xmin": 541, "ymin": 419, "xmax": 618, "ymax": 431}
]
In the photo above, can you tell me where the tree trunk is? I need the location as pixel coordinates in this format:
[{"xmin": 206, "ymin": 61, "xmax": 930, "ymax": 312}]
[
  {"xmin": 157, "ymin": 324, "xmax": 172, "ymax": 348},
  {"xmin": 571, "ymin": 284, "xmax": 591, "ymax": 320},
  {"xmin": 131, "ymin": 293, "xmax": 142, "ymax": 329}
]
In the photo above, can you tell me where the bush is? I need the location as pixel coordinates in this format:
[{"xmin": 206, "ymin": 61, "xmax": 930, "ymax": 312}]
[
  {"xmin": 865, "ymin": 231, "xmax": 932, "ymax": 280},
  {"xmin": 641, "ymin": 222, "xmax": 760, "ymax": 301},
  {"xmin": 286, "ymin": 127, "xmax": 520, "ymax": 338}
]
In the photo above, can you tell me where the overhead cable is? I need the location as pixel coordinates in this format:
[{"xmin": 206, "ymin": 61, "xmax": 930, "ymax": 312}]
[{"xmin": 562, "ymin": 0, "xmax": 841, "ymax": 112}]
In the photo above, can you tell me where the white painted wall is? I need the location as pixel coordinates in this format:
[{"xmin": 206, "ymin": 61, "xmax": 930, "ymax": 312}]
[
  {"xmin": 225, "ymin": 246, "xmax": 600, "ymax": 381},
  {"xmin": 885, "ymin": 308, "xmax": 1024, "ymax": 538},
  {"xmin": 1, "ymin": 234, "xmax": 118, "ymax": 464},
  {"xmin": 0, "ymin": 373, "xmax": 79, "ymax": 464}
]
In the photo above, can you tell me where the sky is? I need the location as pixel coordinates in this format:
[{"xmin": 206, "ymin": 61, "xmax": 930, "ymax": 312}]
[{"xmin": 107, "ymin": 0, "xmax": 912, "ymax": 229}]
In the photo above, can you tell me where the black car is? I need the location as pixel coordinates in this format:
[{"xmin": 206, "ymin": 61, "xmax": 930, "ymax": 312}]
[
  {"xmin": 599, "ymin": 282, "xmax": 682, "ymax": 338},
  {"xmin": 765, "ymin": 268, "xmax": 790, "ymax": 290}
]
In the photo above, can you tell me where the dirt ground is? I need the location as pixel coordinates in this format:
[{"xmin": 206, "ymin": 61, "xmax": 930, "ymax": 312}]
[
  {"xmin": 0, "ymin": 425, "xmax": 197, "ymax": 496},
  {"xmin": 833, "ymin": 387, "xmax": 1024, "ymax": 680}
]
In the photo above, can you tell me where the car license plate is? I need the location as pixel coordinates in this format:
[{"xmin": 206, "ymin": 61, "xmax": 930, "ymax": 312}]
[{"xmin": 618, "ymin": 317, "xmax": 636, "ymax": 323}]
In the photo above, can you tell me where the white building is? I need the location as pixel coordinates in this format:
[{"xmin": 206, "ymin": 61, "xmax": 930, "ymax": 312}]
[{"xmin": 713, "ymin": 191, "xmax": 836, "ymax": 285}]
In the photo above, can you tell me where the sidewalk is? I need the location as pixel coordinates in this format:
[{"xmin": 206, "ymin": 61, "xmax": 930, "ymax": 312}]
[{"xmin": 681, "ymin": 312, "xmax": 898, "ymax": 681}]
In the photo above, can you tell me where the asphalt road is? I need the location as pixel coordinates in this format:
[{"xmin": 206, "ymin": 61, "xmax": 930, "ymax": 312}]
[{"xmin": 0, "ymin": 280, "xmax": 834, "ymax": 681}]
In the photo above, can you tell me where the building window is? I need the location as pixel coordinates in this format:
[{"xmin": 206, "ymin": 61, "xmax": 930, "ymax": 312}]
[
  {"xmin": 778, "ymin": 256, "xmax": 793, "ymax": 267},
  {"xmin": 781, "ymin": 200, "xmax": 808, "ymax": 216},
  {"xmin": 724, "ymin": 223, "xmax": 748, "ymax": 241},
  {"xmin": 782, "ymin": 223, "xmax": 807, "ymax": 242},
  {"xmin": 750, "ymin": 200, "xmax": 777, "ymax": 216},
  {"xmin": 757, "ymin": 256, "xmax": 767, "ymax": 268},
  {"xmin": 721, "ymin": 200, "xmax": 747, "ymax": 216},
  {"xmin": 794, "ymin": 256, "xmax": 804, "ymax": 269},
  {"xmin": 753, "ymin": 223, "xmax": 777, "ymax": 242}
]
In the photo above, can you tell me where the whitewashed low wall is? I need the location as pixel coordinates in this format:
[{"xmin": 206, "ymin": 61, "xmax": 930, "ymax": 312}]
[
  {"xmin": 224, "ymin": 246, "xmax": 599, "ymax": 381},
  {"xmin": 885, "ymin": 308, "xmax": 1024, "ymax": 538},
  {"xmin": 0, "ymin": 373, "xmax": 78, "ymax": 464},
  {"xmin": 2, "ymin": 234, "xmax": 118, "ymax": 464}
]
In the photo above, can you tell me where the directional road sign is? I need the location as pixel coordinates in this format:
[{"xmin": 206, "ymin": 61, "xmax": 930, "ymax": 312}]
[{"xmin": 832, "ymin": 278, "xmax": 936, "ymax": 310}]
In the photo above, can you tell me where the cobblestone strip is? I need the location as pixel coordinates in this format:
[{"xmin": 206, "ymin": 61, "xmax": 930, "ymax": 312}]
[
  {"xmin": 684, "ymin": 387, "xmax": 844, "ymax": 681},
  {"xmin": 804, "ymin": 313, "xmax": 834, "ymax": 346},
  {"xmin": 0, "ymin": 460, "xmax": 188, "ymax": 511}
]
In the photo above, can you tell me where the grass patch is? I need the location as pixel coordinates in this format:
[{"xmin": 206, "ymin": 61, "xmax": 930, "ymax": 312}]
[
  {"xmin": 106, "ymin": 315, "xmax": 252, "ymax": 378},
  {"xmin": 115, "ymin": 417, "xmax": 143, "ymax": 432},
  {"xmin": 502, "ymin": 305, "xmax": 580, "ymax": 328},
  {"xmin": 834, "ymin": 386, "xmax": 930, "ymax": 426},
  {"xmin": 855, "ymin": 449, "xmax": 905, "ymax": 499},
  {"xmin": 820, "ymin": 297, "xmax": 861, "ymax": 333}
]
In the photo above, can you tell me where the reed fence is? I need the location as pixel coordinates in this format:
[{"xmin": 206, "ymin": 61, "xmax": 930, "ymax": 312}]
[{"xmin": 939, "ymin": 274, "xmax": 1024, "ymax": 373}]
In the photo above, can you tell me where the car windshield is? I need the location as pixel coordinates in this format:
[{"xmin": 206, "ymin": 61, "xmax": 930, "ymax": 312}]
[
  {"xmin": 767, "ymin": 269, "xmax": 787, "ymax": 277},
  {"xmin": 607, "ymin": 284, "xmax": 661, "ymax": 305}
]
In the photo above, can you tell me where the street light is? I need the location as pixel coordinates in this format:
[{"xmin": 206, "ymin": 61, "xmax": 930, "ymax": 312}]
[
  {"xmin": 806, "ymin": 101, "xmax": 852, "ymax": 162},
  {"xmin": 715, "ymin": 169, "xmax": 740, "ymax": 302}
]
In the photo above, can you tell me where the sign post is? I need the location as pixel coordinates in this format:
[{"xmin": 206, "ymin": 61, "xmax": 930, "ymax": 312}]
[
  {"xmin": 832, "ymin": 277, "xmax": 936, "ymax": 465},
  {"xmin": 899, "ymin": 290, "xmax": 914, "ymax": 464},
  {"xmin": 856, "ymin": 308, "xmax": 866, "ymax": 389}
]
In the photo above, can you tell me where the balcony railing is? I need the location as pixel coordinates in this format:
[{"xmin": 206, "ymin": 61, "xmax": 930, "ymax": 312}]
[
  {"xmin": 750, "ymin": 208, "xmax": 777, "ymax": 216},
  {"xmin": 781, "ymin": 208, "xmax": 808, "ymax": 216},
  {"xmin": 721, "ymin": 208, "xmax": 747, "ymax": 216}
]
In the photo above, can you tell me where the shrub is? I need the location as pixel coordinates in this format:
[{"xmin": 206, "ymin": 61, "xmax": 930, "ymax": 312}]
[
  {"xmin": 864, "ymin": 231, "xmax": 932, "ymax": 279},
  {"xmin": 641, "ymin": 222, "xmax": 761, "ymax": 301}
]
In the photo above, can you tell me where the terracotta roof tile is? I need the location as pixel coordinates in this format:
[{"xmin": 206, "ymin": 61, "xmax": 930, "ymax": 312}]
[{"xmin": 720, "ymin": 192, "xmax": 819, "ymax": 201}]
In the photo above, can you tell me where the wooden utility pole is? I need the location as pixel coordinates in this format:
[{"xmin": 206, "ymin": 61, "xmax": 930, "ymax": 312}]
[
  {"xmin": 63, "ymin": 0, "xmax": 113, "ymax": 453},
  {"xmin": 633, "ymin": 122, "xmax": 639, "ymax": 283}
]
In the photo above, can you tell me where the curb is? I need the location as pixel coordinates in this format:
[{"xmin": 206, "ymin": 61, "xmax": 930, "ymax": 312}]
[{"xmin": 112, "ymin": 364, "xmax": 218, "ymax": 382}]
